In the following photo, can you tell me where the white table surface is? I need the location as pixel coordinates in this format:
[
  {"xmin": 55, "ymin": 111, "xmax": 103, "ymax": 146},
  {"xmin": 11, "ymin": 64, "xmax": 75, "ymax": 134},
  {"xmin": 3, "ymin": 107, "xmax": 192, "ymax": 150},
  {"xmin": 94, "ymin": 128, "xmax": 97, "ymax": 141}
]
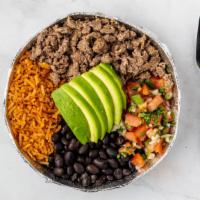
[{"xmin": 0, "ymin": 0, "xmax": 200, "ymax": 199}]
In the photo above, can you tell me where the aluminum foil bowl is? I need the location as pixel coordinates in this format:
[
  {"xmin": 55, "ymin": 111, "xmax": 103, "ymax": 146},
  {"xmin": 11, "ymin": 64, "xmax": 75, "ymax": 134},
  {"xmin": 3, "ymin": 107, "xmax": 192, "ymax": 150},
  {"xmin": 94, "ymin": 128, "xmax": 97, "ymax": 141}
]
[{"xmin": 3, "ymin": 12, "xmax": 180, "ymax": 192}]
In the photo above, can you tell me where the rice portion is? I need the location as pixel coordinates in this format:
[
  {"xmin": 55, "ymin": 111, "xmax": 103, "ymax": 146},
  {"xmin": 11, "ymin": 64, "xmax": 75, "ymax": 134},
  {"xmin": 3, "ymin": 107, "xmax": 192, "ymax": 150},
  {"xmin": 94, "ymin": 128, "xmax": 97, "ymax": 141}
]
[{"xmin": 7, "ymin": 52, "xmax": 61, "ymax": 164}]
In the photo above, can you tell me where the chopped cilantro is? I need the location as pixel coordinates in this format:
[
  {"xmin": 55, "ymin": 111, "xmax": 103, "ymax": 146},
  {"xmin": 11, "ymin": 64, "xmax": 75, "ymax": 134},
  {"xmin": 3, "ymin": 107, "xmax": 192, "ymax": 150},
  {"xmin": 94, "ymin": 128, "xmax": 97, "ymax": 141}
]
[
  {"xmin": 144, "ymin": 79, "xmax": 155, "ymax": 89},
  {"xmin": 132, "ymin": 86, "xmax": 139, "ymax": 91},
  {"xmin": 159, "ymin": 87, "xmax": 165, "ymax": 94},
  {"xmin": 139, "ymin": 112, "xmax": 151, "ymax": 124}
]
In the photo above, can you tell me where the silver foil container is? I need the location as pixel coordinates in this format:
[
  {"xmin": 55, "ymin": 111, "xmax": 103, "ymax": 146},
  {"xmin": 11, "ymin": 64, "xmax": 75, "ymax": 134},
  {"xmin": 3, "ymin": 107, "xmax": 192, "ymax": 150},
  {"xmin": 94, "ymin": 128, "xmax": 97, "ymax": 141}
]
[{"xmin": 3, "ymin": 12, "xmax": 181, "ymax": 192}]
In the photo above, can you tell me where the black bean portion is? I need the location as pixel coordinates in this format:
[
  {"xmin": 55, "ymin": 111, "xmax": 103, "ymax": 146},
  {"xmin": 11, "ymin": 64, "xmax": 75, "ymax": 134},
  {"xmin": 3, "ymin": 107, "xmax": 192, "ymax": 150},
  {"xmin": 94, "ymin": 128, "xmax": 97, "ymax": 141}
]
[
  {"xmin": 102, "ymin": 135, "xmax": 109, "ymax": 145},
  {"xmin": 102, "ymin": 168, "xmax": 113, "ymax": 175},
  {"xmin": 52, "ymin": 133, "xmax": 60, "ymax": 143},
  {"xmin": 115, "ymin": 136, "xmax": 125, "ymax": 146},
  {"xmin": 66, "ymin": 132, "xmax": 73, "ymax": 140},
  {"xmin": 107, "ymin": 159, "xmax": 119, "ymax": 169},
  {"xmin": 54, "ymin": 168, "xmax": 64, "ymax": 177},
  {"xmin": 106, "ymin": 147, "xmax": 118, "ymax": 158},
  {"xmin": 95, "ymin": 175, "xmax": 106, "ymax": 186},
  {"xmin": 91, "ymin": 175, "xmax": 97, "ymax": 184},
  {"xmin": 93, "ymin": 158, "xmax": 108, "ymax": 169},
  {"xmin": 85, "ymin": 157, "xmax": 92, "ymax": 165},
  {"xmin": 61, "ymin": 125, "xmax": 69, "ymax": 136},
  {"xmin": 86, "ymin": 164, "xmax": 100, "ymax": 174},
  {"xmin": 66, "ymin": 166, "xmax": 74, "ymax": 176},
  {"xmin": 122, "ymin": 168, "xmax": 131, "ymax": 176},
  {"xmin": 114, "ymin": 168, "xmax": 123, "ymax": 180},
  {"xmin": 54, "ymin": 154, "xmax": 64, "ymax": 167},
  {"xmin": 61, "ymin": 137, "xmax": 69, "ymax": 146},
  {"xmin": 68, "ymin": 138, "xmax": 79, "ymax": 151},
  {"xmin": 89, "ymin": 149, "xmax": 99, "ymax": 158},
  {"xmin": 64, "ymin": 151, "xmax": 75, "ymax": 165},
  {"xmin": 54, "ymin": 143, "xmax": 64, "ymax": 153},
  {"xmin": 71, "ymin": 173, "xmax": 78, "ymax": 182},
  {"xmin": 99, "ymin": 150, "xmax": 107, "ymax": 159},
  {"xmin": 82, "ymin": 176, "xmax": 91, "ymax": 187},
  {"xmin": 106, "ymin": 175, "xmax": 114, "ymax": 181},
  {"xmin": 78, "ymin": 144, "xmax": 89, "ymax": 155},
  {"xmin": 73, "ymin": 163, "xmax": 85, "ymax": 174},
  {"xmin": 77, "ymin": 156, "xmax": 85, "ymax": 164}
]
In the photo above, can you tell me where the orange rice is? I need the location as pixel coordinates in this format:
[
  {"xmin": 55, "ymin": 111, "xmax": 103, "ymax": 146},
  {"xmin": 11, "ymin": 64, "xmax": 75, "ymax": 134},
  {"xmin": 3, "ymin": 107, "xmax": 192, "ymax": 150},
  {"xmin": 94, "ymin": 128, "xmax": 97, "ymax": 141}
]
[{"xmin": 7, "ymin": 52, "xmax": 61, "ymax": 165}]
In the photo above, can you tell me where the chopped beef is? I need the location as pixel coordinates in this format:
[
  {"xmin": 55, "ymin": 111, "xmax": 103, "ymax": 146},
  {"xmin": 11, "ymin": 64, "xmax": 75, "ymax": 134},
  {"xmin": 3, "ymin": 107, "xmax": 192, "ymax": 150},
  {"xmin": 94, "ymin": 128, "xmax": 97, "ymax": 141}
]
[{"xmin": 30, "ymin": 16, "xmax": 169, "ymax": 85}]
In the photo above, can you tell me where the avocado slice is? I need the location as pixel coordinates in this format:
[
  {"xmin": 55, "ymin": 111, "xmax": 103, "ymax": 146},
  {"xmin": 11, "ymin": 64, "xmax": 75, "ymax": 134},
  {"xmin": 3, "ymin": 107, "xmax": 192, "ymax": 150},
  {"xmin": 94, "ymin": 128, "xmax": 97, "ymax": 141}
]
[
  {"xmin": 82, "ymin": 72, "xmax": 114, "ymax": 132},
  {"xmin": 91, "ymin": 66, "xmax": 123, "ymax": 125},
  {"xmin": 52, "ymin": 89, "xmax": 90, "ymax": 144},
  {"xmin": 99, "ymin": 63, "xmax": 127, "ymax": 109},
  {"xmin": 69, "ymin": 76, "xmax": 108, "ymax": 139},
  {"xmin": 61, "ymin": 84, "xmax": 101, "ymax": 143}
]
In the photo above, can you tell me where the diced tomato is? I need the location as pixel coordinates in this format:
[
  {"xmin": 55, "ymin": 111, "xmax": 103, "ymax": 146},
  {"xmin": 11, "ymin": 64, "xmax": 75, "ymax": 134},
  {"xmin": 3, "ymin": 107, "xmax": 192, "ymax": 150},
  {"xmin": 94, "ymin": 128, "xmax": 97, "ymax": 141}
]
[
  {"xmin": 124, "ymin": 131, "xmax": 137, "ymax": 142},
  {"xmin": 125, "ymin": 113, "xmax": 142, "ymax": 128},
  {"xmin": 147, "ymin": 95, "xmax": 164, "ymax": 112},
  {"xmin": 141, "ymin": 84, "xmax": 150, "ymax": 95},
  {"xmin": 134, "ymin": 124, "xmax": 148, "ymax": 141},
  {"xmin": 154, "ymin": 140, "xmax": 165, "ymax": 155},
  {"xmin": 126, "ymin": 82, "xmax": 140, "ymax": 97},
  {"xmin": 131, "ymin": 153, "xmax": 145, "ymax": 168},
  {"xmin": 150, "ymin": 77, "xmax": 164, "ymax": 89}
]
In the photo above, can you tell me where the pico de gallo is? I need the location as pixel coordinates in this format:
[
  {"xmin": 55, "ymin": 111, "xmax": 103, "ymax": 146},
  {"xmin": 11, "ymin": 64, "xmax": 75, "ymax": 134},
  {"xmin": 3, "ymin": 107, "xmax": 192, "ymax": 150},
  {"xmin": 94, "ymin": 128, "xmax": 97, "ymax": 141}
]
[{"xmin": 117, "ymin": 76, "xmax": 175, "ymax": 170}]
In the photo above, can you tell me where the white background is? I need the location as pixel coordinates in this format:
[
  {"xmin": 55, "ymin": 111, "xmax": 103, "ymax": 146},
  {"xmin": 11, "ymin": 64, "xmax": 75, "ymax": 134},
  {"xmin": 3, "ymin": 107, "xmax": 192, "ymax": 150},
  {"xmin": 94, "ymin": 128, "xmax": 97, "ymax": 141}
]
[{"xmin": 0, "ymin": 0, "xmax": 200, "ymax": 199}]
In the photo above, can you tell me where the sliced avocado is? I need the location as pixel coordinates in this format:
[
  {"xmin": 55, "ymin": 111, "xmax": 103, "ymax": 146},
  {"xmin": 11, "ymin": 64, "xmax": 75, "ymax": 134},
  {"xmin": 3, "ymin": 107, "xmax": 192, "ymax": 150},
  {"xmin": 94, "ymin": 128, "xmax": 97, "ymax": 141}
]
[
  {"xmin": 52, "ymin": 89, "xmax": 90, "ymax": 144},
  {"xmin": 61, "ymin": 84, "xmax": 101, "ymax": 143},
  {"xmin": 69, "ymin": 76, "xmax": 108, "ymax": 139},
  {"xmin": 82, "ymin": 72, "xmax": 114, "ymax": 132},
  {"xmin": 99, "ymin": 63, "xmax": 127, "ymax": 109},
  {"xmin": 91, "ymin": 66, "xmax": 123, "ymax": 125}
]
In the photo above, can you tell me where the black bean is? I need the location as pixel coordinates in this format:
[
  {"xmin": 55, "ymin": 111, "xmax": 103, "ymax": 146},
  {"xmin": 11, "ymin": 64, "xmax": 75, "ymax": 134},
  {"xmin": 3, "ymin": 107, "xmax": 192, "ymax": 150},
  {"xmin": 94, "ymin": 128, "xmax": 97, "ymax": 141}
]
[
  {"xmin": 64, "ymin": 145, "xmax": 68, "ymax": 150},
  {"xmin": 106, "ymin": 147, "xmax": 117, "ymax": 158},
  {"xmin": 67, "ymin": 166, "xmax": 74, "ymax": 176},
  {"xmin": 102, "ymin": 144, "xmax": 107, "ymax": 149},
  {"xmin": 95, "ymin": 175, "xmax": 106, "ymax": 186},
  {"xmin": 110, "ymin": 132, "xmax": 117, "ymax": 140},
  {"xmin": 85, "ymin": 157, "xmax": 92, "ymax": 165},
  {"xmin": 106, "ymin": 175, "xmax": 114, "ymax": 181},
  {"xmin": 48, "ymin": 154, "xmax": 54, "ymax": 164},
  {"xmin": 80, "ymin": 172, "xmax": 88, "ymax": 180},
  {"xmin": 93, "ymin": 158, "xmax": 108, "ymax": 169},
  {"xmin": 96, "ymin": 140, "xmax": 103, "ymax": 148},
  {"xmin": 52, "ymin": 133, "xmax": 60, "ymax": 143},
  {"xmin": 89, "ymin": 149, "xmax": 99, "ymax": 158},
  {"xmin": 64, "ymin": 151, "xmax": 75, "ymax": 165},
  {"xmin": 99, "ymin": 150, "xmax": 107, "ymax": 159},
  {"xmin": 54, "ymin": 168, "xmax": 64, "ymax": 177},
  {"xmin": 55, "ymin": 142, "xmax": 64, "ymax": 152},
  {"xmin": 123, "ymin": 168, "xmax": 131, "ymax": 176},
  {"xmin": 110, "ymin": 142, "xmax": 117, "ymax": 148},
  {"xmin": 102, "ymin": 135, "xmax": 109, "ymax": 145},
  {"xmin": 77, "ymin": 156, "xmax": 85, "ymax": 164},
  {"xmin": 86, "ymin": 164, "xmax": 100, "ymax": 174},
  {"xmin": 61, "ymin": 137, "xmax": 69, "ymax": 146},
  {"xmin": 62, "ymin": 174, "xmax": 69, "ymax": 179},
  {"xmin": 73, "ymin": 163, "xmax": 85, "ymax": 174},
  {"xmin": 114, "ymin": 168, "xmax": 123, "ymax": 180},
  {"xmin": 54, "ymin": 154, "xmax": 64, "ymax": 167},
  {"xmin": 91, "ymin": 175, "xmax": 97, "ymax": 184},
  {"xmin": 82, "ymin": 176, "xmax": 91, "ymax": 187},
  {"xmin": 128, "ymin": 160, "xmax": 136, "ymax": 172},
  {"xmin": 118, "ymin": 158, "xmax": 128, "ymax": 167},
  {"xmin": 78, "ymin": 144, "xmax": 89, "ymax": 155},
  {"xmin": 61, "ymin": 125, "xmax": 69, "ymax": 136},
  {"xmin": 66, "ymin": 132, "xmax": 73, "ymax": 140},
  {"xmin": 77, "ymin": 177, "xmax": 82, "ymax": 183},
  {"xmin": 115, "ymin": 136, "xmax": 125, "ymax": 146},
  {"xmin": 68, "ymin": 138, "xmax": 79, "ymax": 151},
  {"xmin": 71, "ymin": 173, "xmax": 78, "ymax": 182},
  {"xmin": 102, "ymin": 168, "xmax": 113, "ymax": 175},
  {"xmin": 88, "ymin": 142, "xmax": 95, "ymax": 149},
  {"xmin": 108, "ymin": 159, "xmax": 119, "ymax": 169}
]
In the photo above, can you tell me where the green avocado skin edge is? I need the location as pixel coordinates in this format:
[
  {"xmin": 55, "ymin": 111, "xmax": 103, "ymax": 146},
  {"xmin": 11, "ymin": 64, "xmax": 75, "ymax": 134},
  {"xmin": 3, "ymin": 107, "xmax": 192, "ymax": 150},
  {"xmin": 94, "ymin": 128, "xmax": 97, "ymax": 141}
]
[
  {"xmin": 99, "ymin": 63, "xmax": 127, "ymax": 109},
  {"xmin": 51, "ymin": 89, "xmax": 90, "ymax": 144}
]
